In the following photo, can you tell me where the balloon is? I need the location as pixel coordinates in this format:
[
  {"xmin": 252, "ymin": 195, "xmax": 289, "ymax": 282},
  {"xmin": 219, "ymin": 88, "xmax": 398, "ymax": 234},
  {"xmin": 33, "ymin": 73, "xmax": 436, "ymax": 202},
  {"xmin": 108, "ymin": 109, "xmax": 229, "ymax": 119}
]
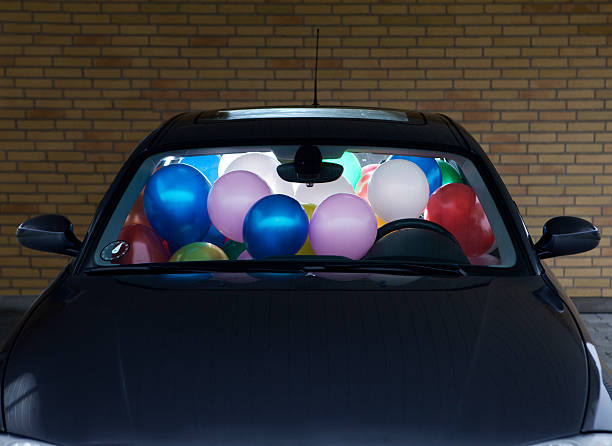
[
  {"xmin": 355, "ymin": 164, "xmax": 379, "ymax": 200},
  {"xmin": 356, "ymin": 174, "xmax": 373, "ymax": 202},
  {"xmin": 219, "ymin": 151, "xmax": 277, "ymax": 177},
  {"xmin": 218, "ymin": 153, "xmax": 242, "ymax": 177},
  {"xmin": 469, "ymin": 254, "xmax": 501, "ymax": 266},
  {"xmin": 356, "ymin": 180, "xmax": 369, "ymax": 202},
  {"xmin": 377, "ymin": 215, "xmax": 386, "ymax": 228},
  {"xmin": 181, "ymin": 154, "xmax": 221, "ymax": 184},
  {"xmin": 309, "ymin": 193, "xmax": 377, "ymax": 260},
  {"xmin": 113, "ymin": 224, "xmax": 170, "ymax": 265},
  {"xmin": 207, "ymin": 170, "xmax": 271, "ymax": 242},
  {"xmin": 389, "ymin": 155, "xmax": 442, "ymax": 195},
  {"xmin": 368, "ymin": 159, "xmax": 430, "ymax": 222},
  {"xmin": 437, "ymin": 160, "xmax": 463, "ymax": 186},
  {"xmin": 294, "ymin": 175, "xmax": 354, "ymax": 205},
  {"xmin": 170, "ymin": 242, "xmax": 229, "ymax": 262},
  {"xmin": 223, "ymin": 239, "xmax": 246, "ymax": 260},
  {"xmin": 361, "ymin": 163, "xmax": 380, "ymax": 177},
  {"xmin": 243, "ymin": 194, "xmax": 309, "ymax": 259},
  {"xmin": 237, "ymin": 250, "xmax": 252, "ymax": 260},
  {"xmin": 143, "ymin": 164, "xmax": 212, "ymax": 253},
  {"xmin": 203, "ymin": 223, "xmax": 226, "ymax": 248},
  {"xmin": 355, "ymin": 174, "xmax": 371, "ymax": 192},
  {"xmin": 424, "ymin": 183, "xmax": 495, "ymax": 258},
  {"xmin": 296, "ymin": 203, "xmax": 316, "ymax": 255},
  {"xmin": 324, "ymin": 151, "xmax": 362, "ymax": 188},
  {"xmin": 226, "ymin": 152, "xmax": 294, "ymax": 196},
  {"xmin": 124, "ymin": 190, "xmax": 151, "ymax": 228}
]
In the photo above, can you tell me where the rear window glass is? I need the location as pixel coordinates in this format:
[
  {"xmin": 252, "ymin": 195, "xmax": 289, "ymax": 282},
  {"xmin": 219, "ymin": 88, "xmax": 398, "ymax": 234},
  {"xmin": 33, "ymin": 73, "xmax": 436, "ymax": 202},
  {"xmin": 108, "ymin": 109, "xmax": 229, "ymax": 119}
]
[{"xmin": 93, "ymin": 146, "xmax": 516, "ymax": 268}]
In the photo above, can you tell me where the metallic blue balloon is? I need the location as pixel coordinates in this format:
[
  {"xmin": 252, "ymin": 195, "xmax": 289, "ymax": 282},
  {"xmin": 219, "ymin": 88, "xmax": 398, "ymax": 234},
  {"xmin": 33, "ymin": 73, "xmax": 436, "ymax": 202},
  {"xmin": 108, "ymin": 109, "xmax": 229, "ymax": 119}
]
[
  {"xmin": 388, "ymin": 155, "xmax": 442, "ymax": 195},
  {"xmin": 203, "ymin": 222, "xmax": 226, "ymax": 248},
  {"xmin": 181, "ymin": 154, "xmax": 220, "ymax": 184},
  {"xmin": 243, "ymin": 194, "xmax": 309, "ymax": 259},
  {"xmin": 143, "ymin": 164, "xmax": 211, "ymax": 253}
]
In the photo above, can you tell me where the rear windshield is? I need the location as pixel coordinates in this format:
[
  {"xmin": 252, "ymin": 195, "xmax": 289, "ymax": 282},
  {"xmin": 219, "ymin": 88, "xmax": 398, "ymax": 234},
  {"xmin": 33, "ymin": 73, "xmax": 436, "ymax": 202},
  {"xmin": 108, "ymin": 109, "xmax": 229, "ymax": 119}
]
[{"xmin": 92, "ymin": 146, "xmax": 516, "ymax": 270}]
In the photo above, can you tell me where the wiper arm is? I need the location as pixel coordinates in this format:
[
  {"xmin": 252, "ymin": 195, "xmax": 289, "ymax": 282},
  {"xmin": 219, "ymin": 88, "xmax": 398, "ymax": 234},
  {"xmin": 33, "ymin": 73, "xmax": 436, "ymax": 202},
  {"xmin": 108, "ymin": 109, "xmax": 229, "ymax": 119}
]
[
  {"xmin": 305, "ymin": 261, "xmax": 466, "ymax": 276},
  {"xmin": 84, "ymin": 261, "xmax": 309, "ymax": 275},
  {"xmin": 85, "ymin": 259, "xmax": 465, "ymax": 277}
]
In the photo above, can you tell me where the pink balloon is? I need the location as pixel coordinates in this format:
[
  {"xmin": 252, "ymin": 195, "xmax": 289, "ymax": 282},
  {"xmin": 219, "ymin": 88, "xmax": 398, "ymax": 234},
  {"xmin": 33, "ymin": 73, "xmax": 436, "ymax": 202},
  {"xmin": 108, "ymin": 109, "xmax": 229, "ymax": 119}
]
[
  {"xmin": 309, "ymin": 193, "xmax": 377, "ymax": 260},
  {"xmin": 207, "ymin": 170, "xmax": 271, "ymax": 242},
  {"xmin": 469, "ymin": 254, "xmax": 501, "ymax": 266},
  {"xmin": 237, "ymin": 250, "xmax": 252, "ymax": 260}
]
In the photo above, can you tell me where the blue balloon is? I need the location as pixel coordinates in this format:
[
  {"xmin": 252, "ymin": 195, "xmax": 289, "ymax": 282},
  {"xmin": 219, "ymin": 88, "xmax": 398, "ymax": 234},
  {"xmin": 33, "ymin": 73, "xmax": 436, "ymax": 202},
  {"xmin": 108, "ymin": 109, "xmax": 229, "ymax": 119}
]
[
  {"xmin": 388, "ymin": 155, "xmax": 442, "ymax": 195},
  {"xmin": 181, "ymin": 154, "xmax": 220, "ymax": 184},
  {"xmin": 243, "ymin": 194, "xmax": 309, "ymax": 259},
  {"xmin": 143, "ymin": 164, "xmax": 211, "ymax": 253},
  {"xmin": 203, "ymin": 222, "xmax": 226, "ymax": 248}
]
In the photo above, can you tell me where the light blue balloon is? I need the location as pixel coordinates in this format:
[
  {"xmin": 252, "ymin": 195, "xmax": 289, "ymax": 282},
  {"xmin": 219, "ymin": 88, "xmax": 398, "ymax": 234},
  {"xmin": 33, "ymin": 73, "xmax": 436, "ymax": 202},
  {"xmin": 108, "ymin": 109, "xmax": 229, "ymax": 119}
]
[
  {"xmin": 181, "ymin": 154, "xmax": 221, "ymax": 184},
  {"xmin": 144, "ymin": 164, "xmax": 211, "ymax": 253},
  {"xmin": 388, "ymin": 155, "xmax": 442, "ymax": 195},
  {"xmin": 243, "ymin": 194, "xmax": 309, "ymax": 259}
]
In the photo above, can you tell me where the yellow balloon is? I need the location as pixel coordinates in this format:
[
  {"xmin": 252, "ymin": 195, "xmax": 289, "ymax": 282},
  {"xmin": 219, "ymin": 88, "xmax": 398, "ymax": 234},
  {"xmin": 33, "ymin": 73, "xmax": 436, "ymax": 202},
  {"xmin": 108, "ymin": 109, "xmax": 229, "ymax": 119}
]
[
  {"xmin": 297, "ymin": 203, "xmax": 316, "ymax": 255},
  {"xmin": 302, "ymin": 203, "xmax": 316, "ymax": 219},
  {"xmin": 170, "ymin": 242, "xmax": 229, "ymax": 262},
  {"xmin": 377, "ymin": 215, "xmax": 386, "ymax": 228}
]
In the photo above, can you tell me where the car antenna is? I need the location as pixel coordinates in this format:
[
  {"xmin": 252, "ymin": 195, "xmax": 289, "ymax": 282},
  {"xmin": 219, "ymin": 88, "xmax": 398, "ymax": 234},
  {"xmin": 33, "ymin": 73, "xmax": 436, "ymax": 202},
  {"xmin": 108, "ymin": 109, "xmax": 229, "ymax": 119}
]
[{"xmin": 312, "ymin": 28, "xmax": 319, "ymax": 107}]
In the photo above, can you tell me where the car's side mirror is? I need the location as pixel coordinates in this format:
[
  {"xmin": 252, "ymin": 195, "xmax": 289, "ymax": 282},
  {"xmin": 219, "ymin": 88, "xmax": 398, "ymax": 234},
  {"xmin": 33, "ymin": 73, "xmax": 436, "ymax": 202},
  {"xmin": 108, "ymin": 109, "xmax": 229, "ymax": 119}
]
[
  {"xmin": 534, "ymin": 216, "xmax": 600, "ymax": 259},
  {"xmin": 16, "ymin": 214, "xmax": 81, "ymax": 256}
]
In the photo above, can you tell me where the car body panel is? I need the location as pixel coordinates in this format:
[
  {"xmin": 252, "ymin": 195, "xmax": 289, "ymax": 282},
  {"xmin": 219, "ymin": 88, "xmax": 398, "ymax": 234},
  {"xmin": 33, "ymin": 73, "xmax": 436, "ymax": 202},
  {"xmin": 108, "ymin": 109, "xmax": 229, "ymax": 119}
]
[
  {"xmin": 7, "ymin": 107, "xmax": 611, "ymax": 445},
  {"xmin": 3, "ymin": 272, "xmax": 590, "ymax": 446}
]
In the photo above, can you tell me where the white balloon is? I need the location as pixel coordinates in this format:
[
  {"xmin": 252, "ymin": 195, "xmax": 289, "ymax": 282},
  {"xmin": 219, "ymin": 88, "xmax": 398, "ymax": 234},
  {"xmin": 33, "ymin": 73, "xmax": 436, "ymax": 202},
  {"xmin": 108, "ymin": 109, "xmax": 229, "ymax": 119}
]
[
  {"xmin": 368, "ymin": 159, "xmax": 429, "ymax": 222},
  {"xmin": 294, "ymin": 176, "xmax": 354, "ymax": 205},
  {"xmin": 219, "ymin": 151, "xmax": 278, "ymax": 178},
  {"xmin": 274, "ymin": 175, "xmax": 295, "ymax": 197},
  {"xmin": 218, "ymin": 153, "xmax": 242, "ymax": 177},
  {"xmin": 225, "ymin": 152, "xmax": 294, "ymax": 197}
]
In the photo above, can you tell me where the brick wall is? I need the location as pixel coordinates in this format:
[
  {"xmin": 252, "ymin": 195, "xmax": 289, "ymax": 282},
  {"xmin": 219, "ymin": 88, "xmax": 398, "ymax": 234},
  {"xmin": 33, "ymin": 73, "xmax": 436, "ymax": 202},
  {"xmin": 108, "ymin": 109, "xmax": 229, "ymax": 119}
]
[{"xmin": 0, "ymin": 0, "xmax": 611, "ymax": 297}]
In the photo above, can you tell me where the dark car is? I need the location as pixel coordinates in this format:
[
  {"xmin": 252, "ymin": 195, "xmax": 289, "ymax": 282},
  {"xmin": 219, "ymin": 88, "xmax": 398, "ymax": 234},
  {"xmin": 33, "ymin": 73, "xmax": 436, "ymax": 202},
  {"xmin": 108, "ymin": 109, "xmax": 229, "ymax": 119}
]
[{"xmin": 8, "ymin": 107, "xmax": 612, "ymax": 446}]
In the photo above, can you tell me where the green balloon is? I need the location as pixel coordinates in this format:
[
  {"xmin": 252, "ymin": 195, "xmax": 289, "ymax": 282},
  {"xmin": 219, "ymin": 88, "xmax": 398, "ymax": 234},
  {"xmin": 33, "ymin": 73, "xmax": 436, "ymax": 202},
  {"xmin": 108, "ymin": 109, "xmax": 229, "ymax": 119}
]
[
  {"xmin": 223, "ymin": 240, "xmax": 246, "ymax": 260},
  {"xmin": 170, "ymin": 242, "xmax": 228, "ymax": 262},
  {"xmin": 324, "ymin": 151, "xmax": 362, "ymax": 188},
  {"xmin": 437, "ymin": 160, "xmax": 463, "ymax": 186}
]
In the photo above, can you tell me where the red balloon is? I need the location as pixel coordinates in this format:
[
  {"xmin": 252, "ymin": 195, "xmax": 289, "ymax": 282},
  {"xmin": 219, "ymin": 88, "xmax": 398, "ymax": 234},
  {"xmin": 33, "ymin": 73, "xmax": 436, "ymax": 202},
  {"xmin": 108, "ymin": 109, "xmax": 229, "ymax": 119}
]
[
  {"xmin": 424, "ymin": 183, "xmax": 495, "ymax": 257},
  {"xmin": 361, "ymin": 164, "xmax": 379, "ymax": 176},
  {"xmin": 355, "ymin": 164, "xmax": 380, "ymax": 203},
  {"xmin": 113, "ymin": 224, "xmax": 170, "ymax": 265},
  {"xmin": 356, "ymin": 172, "xmax": 372, "ymax": 202},
  {"xmin": 124, "ymin": 190, "xmax": 151, "ymax": 228}
]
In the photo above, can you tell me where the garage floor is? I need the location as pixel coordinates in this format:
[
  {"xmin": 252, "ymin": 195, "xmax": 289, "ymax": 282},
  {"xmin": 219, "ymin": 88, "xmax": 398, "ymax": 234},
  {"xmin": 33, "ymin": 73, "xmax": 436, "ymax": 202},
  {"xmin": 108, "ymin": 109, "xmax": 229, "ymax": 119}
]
[{"xmin": 581, "ymin": 314, "xmax": 612, "ymax": 369}]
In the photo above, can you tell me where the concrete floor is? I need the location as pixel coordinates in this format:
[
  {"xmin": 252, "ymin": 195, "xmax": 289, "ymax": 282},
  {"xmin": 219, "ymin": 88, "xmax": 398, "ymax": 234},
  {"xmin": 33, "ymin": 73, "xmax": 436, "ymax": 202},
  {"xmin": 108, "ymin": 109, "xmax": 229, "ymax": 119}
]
[{"xmin": 581, "ymin": 313, "xmax": 612, "ymax": 369}]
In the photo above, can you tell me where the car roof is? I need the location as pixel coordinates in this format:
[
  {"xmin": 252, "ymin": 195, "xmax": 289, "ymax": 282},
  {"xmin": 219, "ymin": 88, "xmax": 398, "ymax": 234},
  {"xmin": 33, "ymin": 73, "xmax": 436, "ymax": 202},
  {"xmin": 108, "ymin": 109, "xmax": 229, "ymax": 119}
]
[{"xmin": 147, "ymin": 107, "xmax": 468, "ymax": 155}]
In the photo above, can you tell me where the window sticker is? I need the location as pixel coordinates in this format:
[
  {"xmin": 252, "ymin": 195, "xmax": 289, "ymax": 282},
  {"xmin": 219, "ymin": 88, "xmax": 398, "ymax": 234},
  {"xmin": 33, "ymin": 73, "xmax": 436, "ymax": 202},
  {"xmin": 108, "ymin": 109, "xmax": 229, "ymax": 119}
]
[{"xmin": 100, "ymin": 240, "xmax": 130, "ymax": 262}]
